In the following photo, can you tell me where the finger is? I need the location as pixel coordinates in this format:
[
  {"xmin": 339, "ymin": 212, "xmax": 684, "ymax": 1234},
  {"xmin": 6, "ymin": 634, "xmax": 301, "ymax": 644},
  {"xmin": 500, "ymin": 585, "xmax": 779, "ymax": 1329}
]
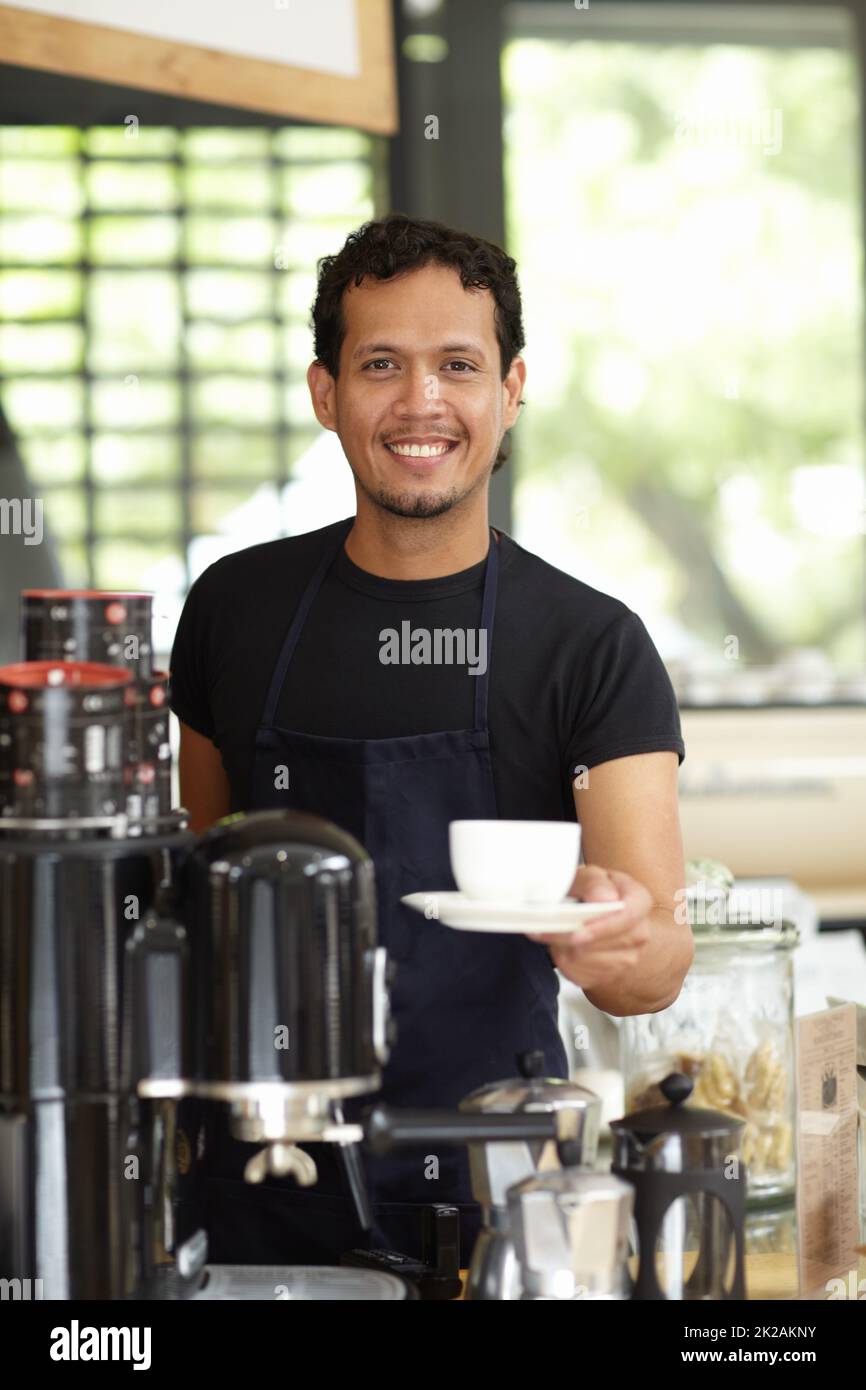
[
  {"xmin": 575, "ymin": 913, "xmax": 641, "ymax": 945},
  {"xmin": 576, "ymin": 920, "xmax": 651, "ymax": 953},
  {"xmin": 577, "ymin": 881, "xmax": 650, "ymax": 930},
  {"xmin": 552, "ymin": 925, "xmax": 649, "ymax": 958},
  {"xmin": 551, "ymin": 950, "xmax": 642, "ymax": 983},
  {"xmin": 579, "ymin": 903, "xmax": 629, "ymax": 930},
  {"xmin": 602, "ymin": 868, "xmax": 654, "ymax": 912},
  {"xmin": 529, "ymin": 913, "xmax": 636, "ymax": 947},
  {"xmin": 526, "ymin": 926, "xmax": 593, "ymax": 946}
]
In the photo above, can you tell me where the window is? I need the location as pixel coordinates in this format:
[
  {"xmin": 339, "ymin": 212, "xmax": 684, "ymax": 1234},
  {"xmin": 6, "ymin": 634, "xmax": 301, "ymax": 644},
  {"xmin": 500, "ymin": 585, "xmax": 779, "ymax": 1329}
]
[
  {"xmin": 503, "ymin": 3, "xmax": 866, "ymax": 702},
  {"xmin": 0, "ymin": 122, "xmax": 384, "ymax": 656}
]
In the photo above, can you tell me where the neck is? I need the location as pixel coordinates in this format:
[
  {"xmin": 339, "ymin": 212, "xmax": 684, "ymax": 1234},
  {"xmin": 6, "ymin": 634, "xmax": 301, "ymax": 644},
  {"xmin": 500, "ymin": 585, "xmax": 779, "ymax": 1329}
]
[{"xmin": 344, "ymin": 494, "xmax": 493, "ymax": 579}]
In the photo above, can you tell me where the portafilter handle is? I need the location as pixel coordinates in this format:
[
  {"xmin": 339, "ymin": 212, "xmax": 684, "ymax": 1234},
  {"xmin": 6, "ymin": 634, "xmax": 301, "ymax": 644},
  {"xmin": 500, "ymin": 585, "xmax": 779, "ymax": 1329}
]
[{"xmin": 362, "ymin": 1105, "xmax": 560, "ymax": 1153}]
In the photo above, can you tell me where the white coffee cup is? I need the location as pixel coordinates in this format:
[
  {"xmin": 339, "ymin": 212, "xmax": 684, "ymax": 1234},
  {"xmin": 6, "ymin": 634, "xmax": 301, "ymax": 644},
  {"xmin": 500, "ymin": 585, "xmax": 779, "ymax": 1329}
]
[{"xmin": 449, "ymin": 819, "xmax": 581, "ymax": 904}]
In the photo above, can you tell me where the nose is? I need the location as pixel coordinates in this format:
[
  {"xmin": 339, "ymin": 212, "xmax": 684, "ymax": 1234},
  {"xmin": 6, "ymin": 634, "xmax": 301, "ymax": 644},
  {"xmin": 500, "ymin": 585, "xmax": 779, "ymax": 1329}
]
[{"xmin": 391, "ymin": 365, "xmax": 448, "ymax": 418}]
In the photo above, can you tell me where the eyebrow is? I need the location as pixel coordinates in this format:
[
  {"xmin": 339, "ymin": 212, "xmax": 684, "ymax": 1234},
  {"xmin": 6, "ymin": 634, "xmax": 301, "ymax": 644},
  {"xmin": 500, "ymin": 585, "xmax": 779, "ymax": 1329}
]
[{"xmin": 351, "ymin": 341, "xmax": 487, "ymax": 361}]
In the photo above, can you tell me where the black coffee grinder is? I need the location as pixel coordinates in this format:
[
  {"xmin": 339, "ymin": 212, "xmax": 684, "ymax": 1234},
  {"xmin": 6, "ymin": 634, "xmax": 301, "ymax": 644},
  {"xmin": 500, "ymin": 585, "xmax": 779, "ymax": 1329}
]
[{"xmin": 0, "ymin": 646, "xmax": 193, "ymax": 1300}]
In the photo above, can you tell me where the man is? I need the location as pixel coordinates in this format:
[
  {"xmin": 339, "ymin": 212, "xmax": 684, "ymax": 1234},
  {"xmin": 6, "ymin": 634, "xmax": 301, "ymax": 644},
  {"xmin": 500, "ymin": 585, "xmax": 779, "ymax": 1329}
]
[{"xmin": 169, "ymin": 212, "xmax": 692, "ymax": 1267}]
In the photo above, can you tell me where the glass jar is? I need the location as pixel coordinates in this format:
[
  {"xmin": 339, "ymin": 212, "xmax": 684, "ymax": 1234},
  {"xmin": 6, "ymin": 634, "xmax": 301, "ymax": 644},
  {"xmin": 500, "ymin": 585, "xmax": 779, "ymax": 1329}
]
[{"xmin": 621, "ymin": 913, "xmax": 799, "ymax": 1207}]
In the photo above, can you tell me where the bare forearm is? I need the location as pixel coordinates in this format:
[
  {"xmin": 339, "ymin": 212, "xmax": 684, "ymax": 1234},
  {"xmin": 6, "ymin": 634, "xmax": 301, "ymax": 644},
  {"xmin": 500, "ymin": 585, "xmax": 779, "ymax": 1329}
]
[
  {"xmin": 582, "ymin": 907, "xmax": 694, "ymax": 1017},
  {"xmin": 178, "ymin": 721, "xmax": 231, "ymax": 835}
]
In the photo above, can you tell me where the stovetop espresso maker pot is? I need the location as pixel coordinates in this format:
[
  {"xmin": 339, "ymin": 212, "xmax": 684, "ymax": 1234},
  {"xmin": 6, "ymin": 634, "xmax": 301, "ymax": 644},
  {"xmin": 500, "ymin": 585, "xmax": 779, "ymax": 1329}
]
[{"xmin": 460, "ymin": 1049, "xmax": 603, "ymax": 1300}]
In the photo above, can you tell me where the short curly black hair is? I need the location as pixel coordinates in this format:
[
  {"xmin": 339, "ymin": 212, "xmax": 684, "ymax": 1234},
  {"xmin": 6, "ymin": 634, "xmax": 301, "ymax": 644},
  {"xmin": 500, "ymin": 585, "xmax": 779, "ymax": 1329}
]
[{"xmin": 310, "ymin": 212, "xmax": 525, "ymax": 471}]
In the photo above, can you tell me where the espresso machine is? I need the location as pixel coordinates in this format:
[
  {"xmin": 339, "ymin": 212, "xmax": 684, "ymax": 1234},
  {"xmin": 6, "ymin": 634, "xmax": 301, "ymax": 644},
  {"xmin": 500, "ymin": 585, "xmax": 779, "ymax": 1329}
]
[{"xmin": 0, "ymin": 588, "xmax": 597, "ymax": 1301}]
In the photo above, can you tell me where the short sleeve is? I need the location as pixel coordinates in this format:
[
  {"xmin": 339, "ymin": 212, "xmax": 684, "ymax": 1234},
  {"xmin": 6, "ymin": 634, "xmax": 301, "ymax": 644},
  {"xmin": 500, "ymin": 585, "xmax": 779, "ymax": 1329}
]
[
  {"xmin": 168, "ymin": 573, "xmax": 218, "ymax": 743},
  {"xmin": 565, "ymin": 610, "xmax": 685, "ymax": 775}
]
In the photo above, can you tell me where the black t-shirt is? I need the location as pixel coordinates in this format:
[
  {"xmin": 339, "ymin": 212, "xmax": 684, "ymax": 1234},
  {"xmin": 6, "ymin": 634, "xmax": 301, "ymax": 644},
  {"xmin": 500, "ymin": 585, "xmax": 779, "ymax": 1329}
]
[{"xmin": 168, "ymin": 516, "xmax": 685, "ymax": 818}]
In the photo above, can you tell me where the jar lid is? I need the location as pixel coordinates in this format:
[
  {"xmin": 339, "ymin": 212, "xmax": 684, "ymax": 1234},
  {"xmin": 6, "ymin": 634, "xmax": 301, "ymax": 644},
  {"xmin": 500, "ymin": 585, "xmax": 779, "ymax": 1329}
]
[
  {"xmin": 0, "ymin": 660, "xmax": 133, "ymax": 689},
  {"xmin": 610, "ymin": 1072, "xmax": 746, "ymax": 1139},
  {"xmin": 691, "ymin": 918, "xmax": 800, "ymax": 950},
  {"xmin": 685, "ymin": 861, "xmax": 799, "ymax": 948}
]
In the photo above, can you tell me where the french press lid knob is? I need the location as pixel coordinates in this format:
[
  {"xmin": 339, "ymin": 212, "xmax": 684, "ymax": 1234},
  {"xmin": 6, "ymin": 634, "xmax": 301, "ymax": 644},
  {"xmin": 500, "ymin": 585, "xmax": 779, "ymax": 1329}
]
[
  {"xmin": 610, "ymin": 1070, "xmax": 745, "ymax": 1140},
  {"xmin": 660, "ymin": 1072, "xmax": 693, "ymax": 1107}
]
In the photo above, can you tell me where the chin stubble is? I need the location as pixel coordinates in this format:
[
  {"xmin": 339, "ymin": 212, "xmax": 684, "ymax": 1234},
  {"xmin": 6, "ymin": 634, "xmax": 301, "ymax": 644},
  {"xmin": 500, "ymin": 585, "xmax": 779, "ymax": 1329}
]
[
  {"xmin": 368, "ymin": 485, "xmax": 463, "ymax": 519},
  {"xmin": 352, "ymin": 449, "xmax": 494, "ymax": 520}
]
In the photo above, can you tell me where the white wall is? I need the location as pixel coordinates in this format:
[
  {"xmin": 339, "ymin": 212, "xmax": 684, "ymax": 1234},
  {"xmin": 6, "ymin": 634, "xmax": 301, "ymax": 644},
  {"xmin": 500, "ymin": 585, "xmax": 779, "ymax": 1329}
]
[{"xmin": 5, "ymin": 0, "xmax": 360, "ymax": 77}]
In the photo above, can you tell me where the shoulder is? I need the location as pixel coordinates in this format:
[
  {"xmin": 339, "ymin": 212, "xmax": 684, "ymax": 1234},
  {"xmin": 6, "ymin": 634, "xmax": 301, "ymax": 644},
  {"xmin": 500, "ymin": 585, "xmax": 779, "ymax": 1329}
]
[
  {"xmin": 188, "ymin": 517, "xmax": 351, "ymax": 602},
  {"xmin": 498, "ymin": 532, "xmax": 635, "ymax": 642}
]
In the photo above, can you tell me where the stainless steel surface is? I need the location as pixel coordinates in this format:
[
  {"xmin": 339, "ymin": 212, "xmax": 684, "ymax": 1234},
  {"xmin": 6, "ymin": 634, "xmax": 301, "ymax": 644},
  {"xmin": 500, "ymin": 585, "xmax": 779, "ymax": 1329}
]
[
  {"xmin": 186, "ymin": 1073, "xmax": 378, "ymax": 1106},
  {"xmin": 176, "ymin": 1229, "xmax": 208, "ymax": 1282},
  {"xmin": 465, "ymin": 1226, "xmax": 522, "ymax": 1302},
  {"xmin": 0, "ymin": 812, "xmax": 129, "ymax": 834},
  {"xmin": 0, "ymin": 807, "xmax": 189, "ymax": 837},
  {"xmin": 508, "ymin": 1169, "xmax": 634, "ymax": 1301},
  {"xmin": 243, "ymin": 1142, "xmax": 319, "ymax": 1185},
  {"xmin": 372, "ymin": 944, "xmax": 391, "ymax": 1066},
  {"xmin": 191, "ymin": 1264, "xmax": 411, "ymax": 1300},
  {"xmin": 461, "ymin": 1074, "xmax": 602, "ymax": 1207}
]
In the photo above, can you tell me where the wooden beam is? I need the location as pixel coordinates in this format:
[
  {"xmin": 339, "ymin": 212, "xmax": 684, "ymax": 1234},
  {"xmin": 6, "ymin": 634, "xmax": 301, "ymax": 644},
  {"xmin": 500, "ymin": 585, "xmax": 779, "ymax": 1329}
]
[{"xmin": 0, "ymin": 0, "xmax": 397, "ymax": 132}]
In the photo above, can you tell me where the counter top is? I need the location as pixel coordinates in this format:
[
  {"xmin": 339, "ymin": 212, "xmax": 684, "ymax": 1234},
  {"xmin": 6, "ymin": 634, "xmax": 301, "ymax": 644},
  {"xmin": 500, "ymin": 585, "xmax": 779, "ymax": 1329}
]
[{"xmin": 457, "ymin": 1203, "xmax": 866, "ymax": 1300}]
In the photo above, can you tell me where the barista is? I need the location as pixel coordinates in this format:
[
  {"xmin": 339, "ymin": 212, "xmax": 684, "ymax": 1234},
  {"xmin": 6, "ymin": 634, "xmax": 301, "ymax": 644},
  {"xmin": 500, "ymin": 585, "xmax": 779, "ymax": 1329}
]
[{"xmin": 169, "ymin": 213, "xmax": 692, "ymax": 1264}]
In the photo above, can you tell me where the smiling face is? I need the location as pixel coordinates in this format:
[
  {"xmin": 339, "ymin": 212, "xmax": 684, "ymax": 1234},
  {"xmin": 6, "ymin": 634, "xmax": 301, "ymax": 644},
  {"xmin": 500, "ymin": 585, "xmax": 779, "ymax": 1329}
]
[{"xmin": 307, "ymin": 261, "xmax": 525, "ymax": 520}]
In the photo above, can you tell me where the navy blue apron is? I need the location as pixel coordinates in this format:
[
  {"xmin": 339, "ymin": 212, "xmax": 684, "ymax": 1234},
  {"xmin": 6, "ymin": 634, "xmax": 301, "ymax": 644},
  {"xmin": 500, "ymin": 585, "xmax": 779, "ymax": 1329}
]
[{"xmin": 198, "ymin": 518, "xmax": 568, "ymax": 1266}]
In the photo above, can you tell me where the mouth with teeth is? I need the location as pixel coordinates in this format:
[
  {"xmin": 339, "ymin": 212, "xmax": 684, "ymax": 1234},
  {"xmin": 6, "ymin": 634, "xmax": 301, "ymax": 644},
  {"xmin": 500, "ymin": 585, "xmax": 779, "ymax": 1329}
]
[{"xmin": 384, "ymin": 438, "xmax": 461, "ymax": 460}]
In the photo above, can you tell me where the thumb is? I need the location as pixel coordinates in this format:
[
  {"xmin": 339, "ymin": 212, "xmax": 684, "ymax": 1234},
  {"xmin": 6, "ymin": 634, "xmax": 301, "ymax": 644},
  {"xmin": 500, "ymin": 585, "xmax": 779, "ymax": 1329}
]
[{"xmin": 570, "ymin": 863, "xmax": 619, "ymax": 900}]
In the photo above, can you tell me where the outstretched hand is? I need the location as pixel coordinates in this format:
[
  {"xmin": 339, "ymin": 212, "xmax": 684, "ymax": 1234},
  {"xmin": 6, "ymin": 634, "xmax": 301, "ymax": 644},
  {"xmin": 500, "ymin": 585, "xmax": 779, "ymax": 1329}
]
[{"xmin": 527, "ymin": 863, "xmax": 655, "ymax": 994}]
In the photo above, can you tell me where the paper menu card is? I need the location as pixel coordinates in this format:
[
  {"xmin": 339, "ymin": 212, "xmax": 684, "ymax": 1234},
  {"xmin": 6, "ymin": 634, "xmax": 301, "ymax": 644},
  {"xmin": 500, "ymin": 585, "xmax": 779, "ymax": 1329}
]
[{"xmin": 795, "ymin": 1003, "xmax": 860, "ymax": 1298}]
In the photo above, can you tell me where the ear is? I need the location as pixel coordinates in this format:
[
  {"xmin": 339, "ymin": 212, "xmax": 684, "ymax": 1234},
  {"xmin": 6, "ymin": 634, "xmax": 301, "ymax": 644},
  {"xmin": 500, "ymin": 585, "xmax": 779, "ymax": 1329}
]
[
  {"xmin": 307, "ymin": 360, "xmax": 338, "ymax": 432},
  {"xmin": 502, "ymin": 356, "xmax": 526, "ymax": 431}
]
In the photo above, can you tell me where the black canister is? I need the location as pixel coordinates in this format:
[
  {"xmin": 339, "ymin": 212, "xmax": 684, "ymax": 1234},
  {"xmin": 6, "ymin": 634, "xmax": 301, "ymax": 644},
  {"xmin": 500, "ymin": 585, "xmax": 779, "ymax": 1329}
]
[
  {"xmin": 610, "ymin": 1072, "xmax": 747, "ymax": 1300},
  {"xmin": 21, "ymin": 589, "xmax": 155, "ymax": 680},
  {"xmin": 0, "ymin": 660, "xmax": 131, "ymax": 820}
]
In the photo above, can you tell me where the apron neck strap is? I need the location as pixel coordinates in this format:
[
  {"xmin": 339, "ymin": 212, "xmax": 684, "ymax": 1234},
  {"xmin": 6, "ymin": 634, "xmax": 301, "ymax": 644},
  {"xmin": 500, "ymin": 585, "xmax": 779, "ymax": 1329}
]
[
  {"xmin": 473, "ymin": 527, "xmax": 498, "ymax": 730},
  {"xmin": 259, "ymin": 518, "xmax": 352, "ymax": 729}
]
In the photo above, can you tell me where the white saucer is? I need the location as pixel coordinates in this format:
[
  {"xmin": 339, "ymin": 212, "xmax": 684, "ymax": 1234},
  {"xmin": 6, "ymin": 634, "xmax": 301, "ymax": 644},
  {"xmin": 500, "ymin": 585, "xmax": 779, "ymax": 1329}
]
[{"xmin": 400, "ymin": 891, "xmax": 624, "ymax": 934}]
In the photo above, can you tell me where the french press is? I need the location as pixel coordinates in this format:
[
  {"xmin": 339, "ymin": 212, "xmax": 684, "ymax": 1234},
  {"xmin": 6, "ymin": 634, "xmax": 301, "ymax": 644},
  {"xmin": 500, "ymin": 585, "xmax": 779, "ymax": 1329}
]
[{"xmin": 610, "ymin": 1072, "xmax": 747, "ymax": 1300}]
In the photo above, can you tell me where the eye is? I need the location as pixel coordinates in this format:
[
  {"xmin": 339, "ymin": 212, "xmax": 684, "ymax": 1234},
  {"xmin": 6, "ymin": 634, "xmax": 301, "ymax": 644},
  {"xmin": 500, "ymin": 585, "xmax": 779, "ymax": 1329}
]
[{"xmin": 361, "ymin": 357, "xmax": 477, "ymax": 372}]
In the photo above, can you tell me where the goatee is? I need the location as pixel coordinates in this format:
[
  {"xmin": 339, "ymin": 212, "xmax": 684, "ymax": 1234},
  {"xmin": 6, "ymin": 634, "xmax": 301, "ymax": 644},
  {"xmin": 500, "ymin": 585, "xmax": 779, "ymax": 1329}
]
[{"xmin": 364, "ymin": 483, "xmax": 462, "ymax": 519}]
